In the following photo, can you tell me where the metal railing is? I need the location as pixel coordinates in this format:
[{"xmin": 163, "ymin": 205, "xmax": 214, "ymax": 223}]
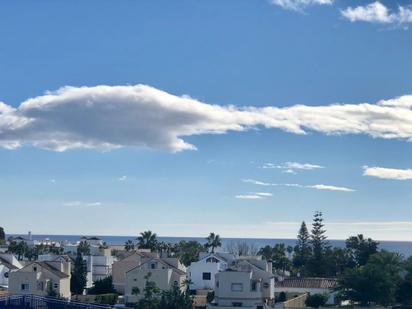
[{"xmin": 0, "ymin": 295, "xmax": 112, "ymax": 309}]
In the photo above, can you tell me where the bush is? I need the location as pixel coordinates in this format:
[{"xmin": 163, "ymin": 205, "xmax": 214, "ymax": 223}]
[
  {"xmin": 88, "ymin": 276, "xmax": 116, "ymax": 295},
  {"xmin": 305, "ymin": 294, "xmax": 328, "ymax": 308},
  {"xmin": 277, "ymin": 292, "xmax": 287, "ymax": 302},
  {"xmin": 95, "ymin": 293, "xmax": 118, "ymax": 305}
]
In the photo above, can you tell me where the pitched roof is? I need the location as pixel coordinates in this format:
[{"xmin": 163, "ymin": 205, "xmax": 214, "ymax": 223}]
[
  {"xmin": 0, "ymin": 256, "xmax": 18, "ymax": 270},
  {"xmin": 127, "ymin": 258, "xmax": 186, "ymax": 276},
  {"xmin": 25, "ymin": 262, "xmax": 70, "ymax": 279},
  {"xmin": 276, "ymin": 278, "xmax": 337, "ymax": 289}
]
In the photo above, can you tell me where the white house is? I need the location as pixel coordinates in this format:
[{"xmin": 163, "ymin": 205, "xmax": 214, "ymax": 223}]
[
  {"xmin": 275, "ymin": 278, "xmax": 338, "ymax": 305},
  {"xmin": 188, "ymin": 252, "xmax": 235, "ymax": 291},
  {"xmin": 112, "ymin": 251, "xmax": 158, "ymax": 294},
  {"xmin": 8, "ymin": 261, "xmax": 71, "ymax": 298},
  {"xmin": 124, "ymin": 257, "xmax": 187, "ymax": 303},
  {"xmin": 208, "ymin": 257, "xmax": 275, "ymax": 309},
  {"xmin": 0, "ymin": 254, "xmax": 22, "ymax": 288}
]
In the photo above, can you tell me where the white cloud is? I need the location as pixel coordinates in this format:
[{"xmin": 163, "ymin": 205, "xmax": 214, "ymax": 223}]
[
  {"xmin": 255, "ymin": 192, "xmax": 273, "ymax": 197},
  {"xmin": 242, "ymin": 179, "xmax": 354, "ymax": 192},
  {"xmin": 341, "ymin": 2, "xmax": 412, "ymax": 25},
  {"xmin": 306, "ymin": 184, "xmax": 355, "ymax": 192},
  {"xmin": 235, "ymin": 192, "xmax": 273, "ymax": 199},
  {"xmin": 50, "ymin": 179, "xmax": 56, "ymax": 184},
  {"xmin": 63, "ymin": 201, "xmax": 102, "ymax": 207},
  {"xmin": 262, "ymin": 161, "xmax": 324, "ymax": 174},
  {"xmin": 2, "ymin": 85, "xmax": 412, "ymax": 152},
  {"xmin": 118, "ymin": 175, "xmax": 127, "ymax": 181},
  {"xmin": 270, "ymin": 0, "xmax": 333, "ymax": 11},
  {"xmin": 363, "ymin": 166, "xmax": 412, "ymax": 180},
  {"xmin": 235, "ymin": 194, "xmax": 264, "ymax": 200},
  {"xmin": 242, "ymin": 179, "xmax": 276, "ymax": 186}
]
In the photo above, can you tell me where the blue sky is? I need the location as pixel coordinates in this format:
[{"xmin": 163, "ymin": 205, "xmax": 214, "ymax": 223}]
[{"xmin": 1, "ymin": 0, "xmax": 412, "ymax": 240}]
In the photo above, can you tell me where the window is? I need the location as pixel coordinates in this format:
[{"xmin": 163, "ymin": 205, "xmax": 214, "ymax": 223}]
[
  {"xmin": 216, "ymin": 281, "xmax": 219, "ymax": 288},
  {"xmin": 33, "ymin": 266, "xmax": 37, "ymax": 272},
  {"xmin": 232, "ymin": 302, "xmax": 242, "ymax": 307},
  {"xmin": 231, "ymin": 283, "xmax": 243, "ymax": 292},
  {"xmin": 251, "ymin": 281, "xmax": 257, "ymax": 291},
  {"xmin": 202, "ymin": 272, "xmax": 211, "ymax": 280},
  {"xmin": 150, "ymin": 262, "xmax": 157, "ymax": 269},
  {"xmin": 21, "ymin": 283, "xmax": 30, "ymax": 291},
  {"xmin": 257, "ymin": 306, "xmax": 264, "ymax": 309},
  {"xmin": 54, "ymin": 283, "xmax": 59, "ymax": 289},
  {"xmin": 206, "ymin": 257, "xmax": 219, "ymax": 263},
  {"xmin": 4, "ymin": 272, "xmax": 8, "ymax": 278},
  {"xmin": 263, "ymin": 283, "xmax": 269, "ymax": 289}
]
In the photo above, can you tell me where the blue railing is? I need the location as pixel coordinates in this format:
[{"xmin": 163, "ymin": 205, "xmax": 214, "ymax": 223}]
[{"xmin": 0, "ymin": 295, "xmax": 112, "ymax": 309}]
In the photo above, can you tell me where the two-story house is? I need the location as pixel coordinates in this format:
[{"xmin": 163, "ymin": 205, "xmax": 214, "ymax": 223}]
[
  {"xmin": 0, "ymin": 254, "xmax": 22, "ymax": 288},
  {"xmin": 124, "ymin": 257, "xmax": 187, "ymax": 303},
  {"xmin": 8, "ymin": 261, "xmax": 71, "ymax": 298},
  {"xmin": 208, "ymin": 257, "xmax": 275, "ymax": 309},
  {"xmin": 188, "ymin": 252, "xmax": 235, "ymax": 291}
]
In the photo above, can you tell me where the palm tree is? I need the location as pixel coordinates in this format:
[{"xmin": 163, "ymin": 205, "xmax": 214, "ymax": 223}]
[
  {"xmin": 205, "ymin": 232, "xmax": 222, "ymax": 253},
  {"xmin": 137, "ymin": 231, "xmax": 158, "ymax": 251},
  {"xmin": 125, "ymin": 240, "xmax": 135, "ymax": 252}
]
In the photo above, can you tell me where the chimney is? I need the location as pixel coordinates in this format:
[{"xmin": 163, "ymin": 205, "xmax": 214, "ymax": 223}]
[
  {"xmin": 267, "ymin": 260, "xmax": 273, "ymax": 274},
  {"xmin": 28, "ymin": 231, "xmax": 32, "ymax": 241}
]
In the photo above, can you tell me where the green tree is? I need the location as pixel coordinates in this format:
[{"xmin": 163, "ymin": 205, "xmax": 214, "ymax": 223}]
[
  {"xmin": 70, "ymin": 252, "xmax": 88, "ymax": 295},
  {"xmin": 173, "ymin": 241, "xmax": 204, "ymax": 267},
  {"xmin": 205, "ymin": 233, "xmax": 222, "ymax": 253},
  {"xmin": 336, "ymin": 251, "xmax": 403, "ymax": 306},
  {"xmin": 88, "ymin": 276, "xmax": 115, "ymax": 295},
  {"xmin": 9, "ymin": 241, "xmax": 29, "ymax": 261},
  {"xmin": 137, "ymin": 231, "xmax": 158, "ymax": 251},
  {"xmin": 346, "ymin": 234, "xmax": 379, "ymax": 266},
  {"xmin": 159, "ymin": 283, "xmax": 192, "ymax": 309},
  {"xmin": 125, "ymin": 240, "xmax": 135, "ymax": 252},
  {"xmin": 258, "ymin": 245, "xmax": 273, "ymax": 261},
  {"xmin": 307, "ymin": 212, "xmax": 329, "ymax": 277},
  {"xmin": 293, "ymin": 221, "xmax": 311, "ymax": 275},
  {"xmin": 0, "ymin": 227, "xmax": 5, "ymax": 245},
  {"xmin": 271, "ymin": 244, "xmax": 291, "ymax": 273},
  {"xmin": 305, "ymin": 294, "xmax": 328, "ymax": 308},
  {"xmin": 77, "ymin": 241, "xmax": 90, "ymax": 255},
  {"xmin": 397, "ymin": 256, "xmax": 412, "ymax": 305},
  {"xmin": 133, "ymin": 273, "xmax": 161, "ymax": 309}
]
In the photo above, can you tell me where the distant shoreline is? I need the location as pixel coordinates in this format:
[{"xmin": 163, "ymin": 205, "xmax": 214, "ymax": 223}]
[{"xmin": 6, "ymin": 234, "xmax": 412, "ymax": 256}]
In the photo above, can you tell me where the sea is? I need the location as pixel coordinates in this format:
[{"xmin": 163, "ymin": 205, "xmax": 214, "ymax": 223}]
[{"xmin": 7, "ymin": 234, "xmax": 412, "ymax": 257}]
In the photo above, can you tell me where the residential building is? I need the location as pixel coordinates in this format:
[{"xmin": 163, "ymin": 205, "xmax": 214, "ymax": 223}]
[
  {"xmin": 188, "ymin": 252, "xmax": 235, "ymax": 291},
  {"xmin": 124, "ymin": 257, "xmax": 187, "ymax": 303},
  {"xmin": 8, "ymin": 261, "xmax": 71, "ymax": 298},
  {"xmin": 275, "ymin": 277, "xmax": 337, "ymax": 305},
  {"xmin": 208, "ymin": 257, "xmax": 275, "ymax": 309},
  {"xmin": 0, "ymin": 254, "xmax": 22, "ymax": 288},
  {"xmin": 112, "ymin": 251, "xmax": 157, "ymax": 294}
]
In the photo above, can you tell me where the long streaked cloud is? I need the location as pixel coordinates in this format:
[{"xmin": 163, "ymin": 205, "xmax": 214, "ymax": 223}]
[
  {"xmin": 270, "ymin": 0, "xmax": 333, "ymax": 12},
  {"xmin": 306, "ymin": 184, "xmax": 355, "ymax": 192},
  {"xmin": 235, "ymin": 192, "xmax": 273, "ymax": 200},
  {"xmin": 1, "ymin": 85, "xmax": 412, "ymax": 152},
  {"xmin": 242, "ymin": 179, "xmax": 354, "ymax": 192},
  {"xmin": 262, "ymin": 161, "xmax": 324, "ymax": 174},
  {"xmin": 363, "ymin": 166, "xmax": 412, "ymax": 180},
  {"xmin": 341, "ymin": 2, "xmax": 412, "ymax": 25},
  {"xmin": 63, "ymin": 201, "xmax": 102, "ymax": 207}
]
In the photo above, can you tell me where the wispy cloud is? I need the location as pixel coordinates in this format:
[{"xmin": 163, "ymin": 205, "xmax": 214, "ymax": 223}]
[
  {"xmin": 306, "ymin": 184, "xmax": 355, "ymax": 192},
  {"xmin": 242, "ymin": 179, "xmax": 276, "ymax": 186},
  {"xmin": 363, "ymin": 166, "xmax": 412, "ymax": 180},
  {"xmin": 243, "ymin": 179, "xmax": 354, "ymax": 192},
  {"xmin": 63, "ymin": 201, "xmax": 102, "ymax": 207},
  {"xmin": 262, "ymin": 161, "xmax": 324, "ymax": 174},
  {"xmin": 118, "ymin": 175, "xmax": 128, "ymax": 181},
  {"xmin": 235, "ymin": 192, "xmax": 273, "ymax": 199},
  {"xmin": 2, "ymin": 85, "xmax": 412, "ymax": 153},
  {"xmin": 270, "ymin": 0, "xmax": 333, "ymax": 12},
  {"xmin": 341, "ymin": 2, "xmax": 412, "ymax": 27}
]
